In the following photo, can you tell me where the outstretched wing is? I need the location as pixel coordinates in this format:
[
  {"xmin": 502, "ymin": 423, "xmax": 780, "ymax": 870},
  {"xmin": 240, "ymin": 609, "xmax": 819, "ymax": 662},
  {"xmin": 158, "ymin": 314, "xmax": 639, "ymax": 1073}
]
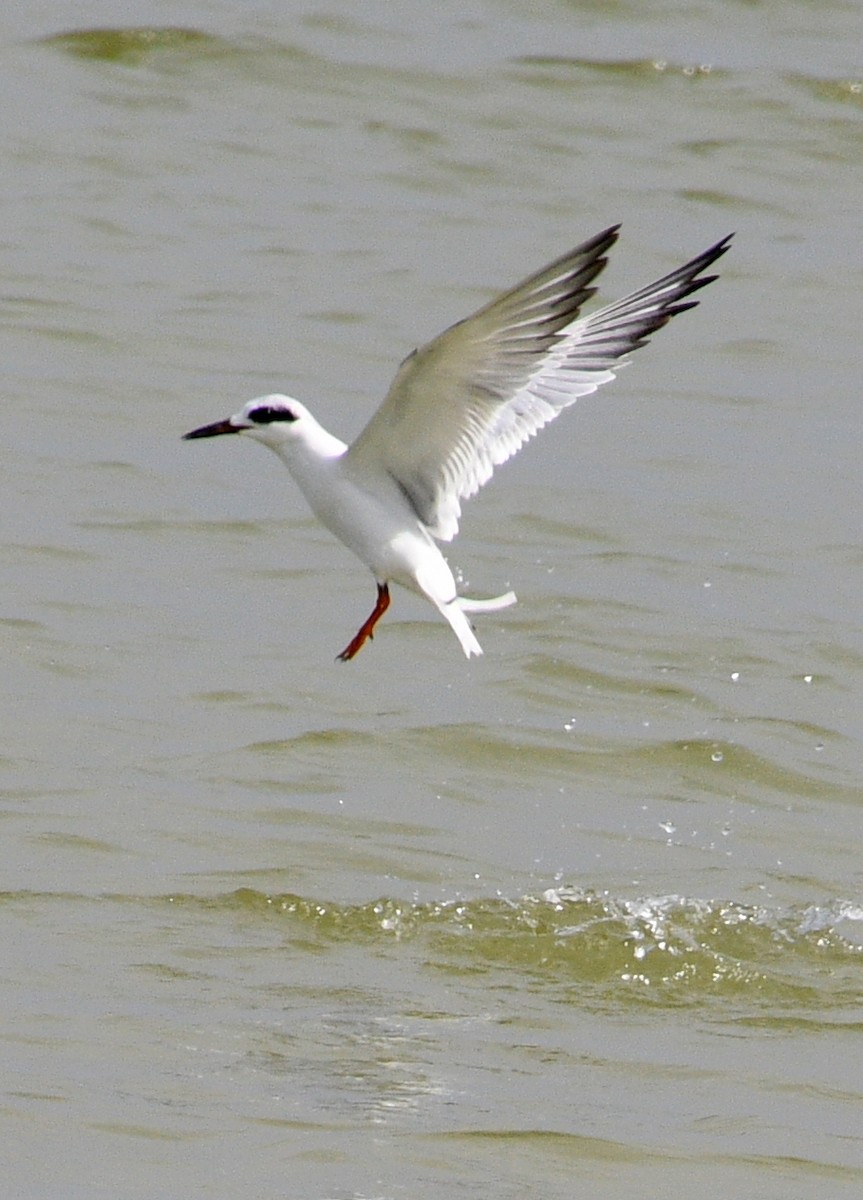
[{"xmin": 346, "ymin": 227, "xmax": 732, "ymax": 541}]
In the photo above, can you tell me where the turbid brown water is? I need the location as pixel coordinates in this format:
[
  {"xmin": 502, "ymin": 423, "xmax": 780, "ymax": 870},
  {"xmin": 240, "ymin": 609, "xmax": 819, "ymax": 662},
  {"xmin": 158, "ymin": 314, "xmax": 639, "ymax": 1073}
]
[{"xmin": 3, "ymin": 5, "xmax": 863, "ymax": 1198}]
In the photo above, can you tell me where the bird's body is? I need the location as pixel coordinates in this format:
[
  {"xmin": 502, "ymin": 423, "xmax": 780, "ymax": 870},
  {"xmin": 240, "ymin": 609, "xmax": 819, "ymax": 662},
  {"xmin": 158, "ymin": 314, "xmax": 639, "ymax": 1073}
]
[
  {"xmin": 185, "ymin": 226, "xmax": 731, "ymax": 660},
  {"xmin": 257, "ymin": 403, "xmax": 492, "ymax": 656}
]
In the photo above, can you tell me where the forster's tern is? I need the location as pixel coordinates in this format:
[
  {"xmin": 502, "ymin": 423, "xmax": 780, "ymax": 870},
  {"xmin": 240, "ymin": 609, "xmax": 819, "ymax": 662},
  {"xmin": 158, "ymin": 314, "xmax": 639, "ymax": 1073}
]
[{"xmin": 185, "ymin": 225, "xmax": 731, "ymax": 660}]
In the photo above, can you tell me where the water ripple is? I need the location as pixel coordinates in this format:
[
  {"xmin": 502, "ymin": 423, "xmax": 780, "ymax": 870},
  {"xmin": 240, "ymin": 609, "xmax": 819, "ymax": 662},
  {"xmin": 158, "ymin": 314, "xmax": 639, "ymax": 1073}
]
[{"xmin": 154, "ymin": 886, "xmax": 863, "ymax": 1015}]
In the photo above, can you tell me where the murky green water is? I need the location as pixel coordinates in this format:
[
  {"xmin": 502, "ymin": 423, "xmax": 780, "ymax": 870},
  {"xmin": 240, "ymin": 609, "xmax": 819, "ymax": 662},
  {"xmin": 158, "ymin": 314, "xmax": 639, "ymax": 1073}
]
[{"xmin": 2, "ymin": 3, "xmax": 862, "ymax": 1197}]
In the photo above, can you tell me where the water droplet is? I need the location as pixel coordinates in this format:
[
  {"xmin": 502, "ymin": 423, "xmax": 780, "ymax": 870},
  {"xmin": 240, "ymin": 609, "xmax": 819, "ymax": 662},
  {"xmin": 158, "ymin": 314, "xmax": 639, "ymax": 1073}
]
[{"xmin": 711, "ymin": 749, "xmax": 724, "ymax": 763}]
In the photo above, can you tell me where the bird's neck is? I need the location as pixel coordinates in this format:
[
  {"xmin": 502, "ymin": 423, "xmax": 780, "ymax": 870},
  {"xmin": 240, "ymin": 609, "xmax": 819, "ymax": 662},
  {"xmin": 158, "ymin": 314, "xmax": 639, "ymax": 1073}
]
[{"xmin": 271, "ymin": 419, "xmax": 348, "ymax": 499}]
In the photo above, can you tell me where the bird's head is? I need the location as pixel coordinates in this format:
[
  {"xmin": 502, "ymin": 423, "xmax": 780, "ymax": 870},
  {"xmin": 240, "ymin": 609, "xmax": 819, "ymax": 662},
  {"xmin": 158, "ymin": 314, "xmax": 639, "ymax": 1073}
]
[{"xmin": 183, "ymin": 394, "xmax": 312, "ymax": 449}]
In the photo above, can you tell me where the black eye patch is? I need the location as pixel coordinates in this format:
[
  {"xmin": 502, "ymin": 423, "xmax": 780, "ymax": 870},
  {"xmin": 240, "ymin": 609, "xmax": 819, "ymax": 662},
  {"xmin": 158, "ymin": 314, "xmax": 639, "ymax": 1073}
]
[{"xmin": 249, "ymin": 405, "xmax": 297, "ymax": 425}]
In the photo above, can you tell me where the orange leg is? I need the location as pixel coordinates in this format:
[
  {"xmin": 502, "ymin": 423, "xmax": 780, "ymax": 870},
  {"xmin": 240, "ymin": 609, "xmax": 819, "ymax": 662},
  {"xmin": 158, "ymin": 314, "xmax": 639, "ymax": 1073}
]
[{"xmin": 336, "ymin": 583, "xmax": 391, "ymax": 662}]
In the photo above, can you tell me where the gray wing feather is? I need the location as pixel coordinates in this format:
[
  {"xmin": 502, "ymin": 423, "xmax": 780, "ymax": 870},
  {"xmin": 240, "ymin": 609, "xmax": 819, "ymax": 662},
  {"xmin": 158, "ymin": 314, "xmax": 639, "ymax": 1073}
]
[{"xmin": 346, "ymin": 228, "xmax": 732, "ymax": 541}]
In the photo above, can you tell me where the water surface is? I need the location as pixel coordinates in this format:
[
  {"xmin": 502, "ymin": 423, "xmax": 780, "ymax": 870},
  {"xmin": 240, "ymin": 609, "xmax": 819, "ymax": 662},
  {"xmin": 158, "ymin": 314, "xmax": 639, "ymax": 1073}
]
[{"xmin": 2, "ymin": 2, "xmax": 862, "ymax": 1197}]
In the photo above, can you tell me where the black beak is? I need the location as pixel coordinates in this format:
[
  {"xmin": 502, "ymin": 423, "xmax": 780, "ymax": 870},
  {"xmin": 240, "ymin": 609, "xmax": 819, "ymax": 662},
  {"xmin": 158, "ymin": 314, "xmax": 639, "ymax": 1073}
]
[{"xmin": 182, "ymin": 418, "xmax": 241, "ymax": 440}]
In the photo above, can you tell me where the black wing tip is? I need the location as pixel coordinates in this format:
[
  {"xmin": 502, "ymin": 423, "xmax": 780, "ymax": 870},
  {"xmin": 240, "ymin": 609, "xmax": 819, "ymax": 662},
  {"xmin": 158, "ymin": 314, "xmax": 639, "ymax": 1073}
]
[
  {"xmin": 691, "ymin": 232, "xmax": 734, "ymax": 272},
  {"xmin": 582, "ymin": 226, "xmax": 732, "ymax": 287},
  {"xmin": 592, "ymin": 223, "xmax": 622, "ymax": 252},
  {"xmin": 566, "ymin": 223, "xmax": 621, "ymax": 263},
  {"xmin": 562, "ymin": 224, "xmax": 621, "ymax": 273},
  {"xmin": 651, "ymin": 235, "xmax": 734, "ymax": 309},
  {"xmin": 679, "ymin": 272, "xmax": 720, "ymax": 298}
]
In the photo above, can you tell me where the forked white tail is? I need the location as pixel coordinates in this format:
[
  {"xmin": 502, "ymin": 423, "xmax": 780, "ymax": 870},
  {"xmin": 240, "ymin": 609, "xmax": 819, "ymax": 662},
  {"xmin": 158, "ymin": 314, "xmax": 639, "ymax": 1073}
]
[
  {"xmin": 457, "ymin": 591, "xmax": 517, "ymax": 613},
  {"xmin": 436, "ymin": 590, "xmax": 518, "ymax": 658}
]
